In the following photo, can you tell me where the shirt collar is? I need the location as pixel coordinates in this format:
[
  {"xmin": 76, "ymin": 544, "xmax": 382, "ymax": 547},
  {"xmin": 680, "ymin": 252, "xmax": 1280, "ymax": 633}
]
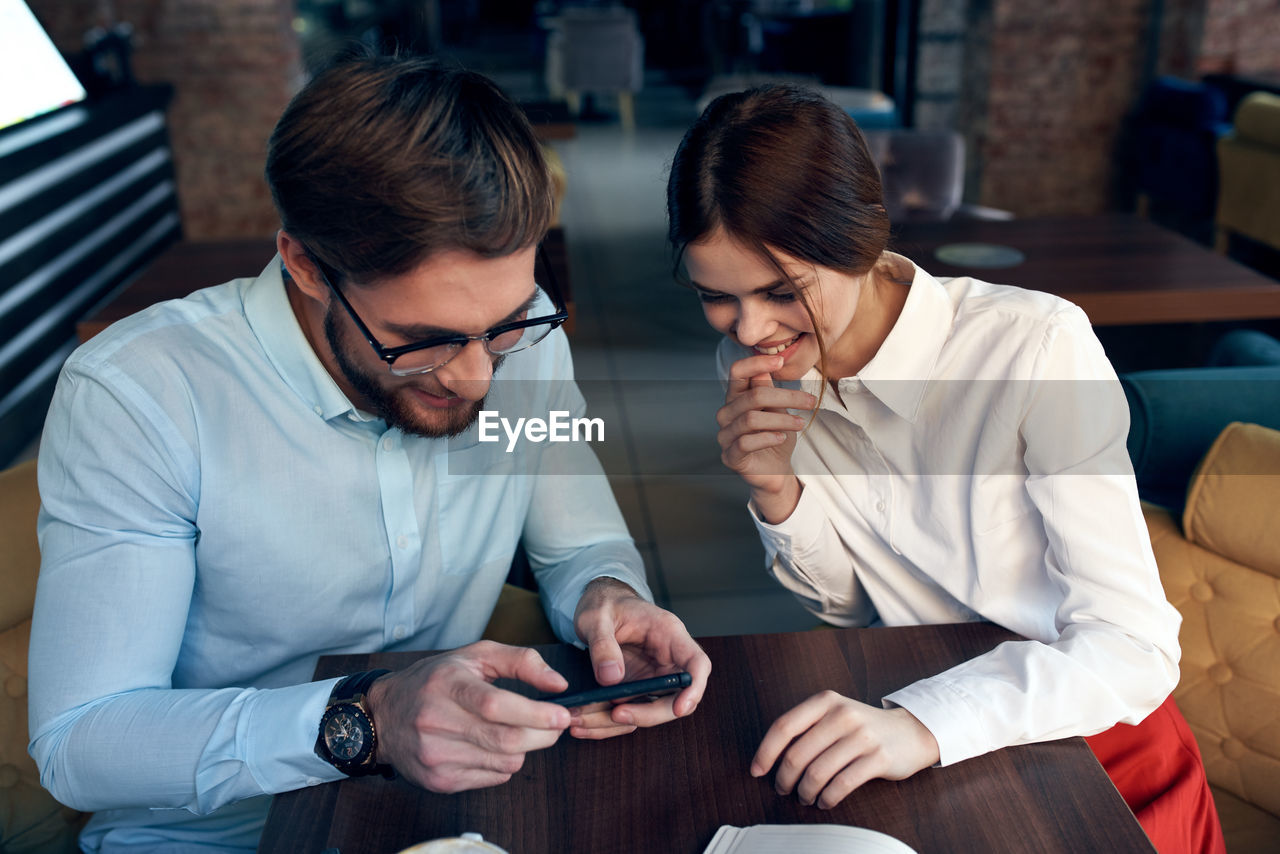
[
  {"xmin": 243, "ymin": 256, "xmax": 362, "ymax": 422},
  {"xmin": 802, "ymin": 253, "xmax": 955, "ymax": 423}
]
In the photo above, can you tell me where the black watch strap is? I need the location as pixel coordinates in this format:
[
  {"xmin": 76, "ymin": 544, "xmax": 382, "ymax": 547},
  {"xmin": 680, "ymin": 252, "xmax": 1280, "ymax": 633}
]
[{"xmin": 331, "ymin": 668, "xmax": 390, "ymax": 702}]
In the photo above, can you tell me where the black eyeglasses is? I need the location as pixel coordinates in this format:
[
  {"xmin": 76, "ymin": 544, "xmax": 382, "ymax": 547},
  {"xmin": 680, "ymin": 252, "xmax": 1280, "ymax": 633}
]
[{"xmin": 308, "ymin": 245, "xmax": 569, "ymax": 377}]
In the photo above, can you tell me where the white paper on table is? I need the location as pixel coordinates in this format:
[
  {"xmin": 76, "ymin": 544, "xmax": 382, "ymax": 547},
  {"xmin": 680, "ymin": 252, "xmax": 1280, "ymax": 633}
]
[{"xmin": 703, "ymin": 824, "xmax": 918, "ymax": 854}]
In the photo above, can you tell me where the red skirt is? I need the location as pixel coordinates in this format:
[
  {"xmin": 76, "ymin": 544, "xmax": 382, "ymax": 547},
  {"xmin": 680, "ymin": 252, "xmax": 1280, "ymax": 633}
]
[{"xmin": 1085, "ymin": 695, "xmax": 1225, "ymax": 854}]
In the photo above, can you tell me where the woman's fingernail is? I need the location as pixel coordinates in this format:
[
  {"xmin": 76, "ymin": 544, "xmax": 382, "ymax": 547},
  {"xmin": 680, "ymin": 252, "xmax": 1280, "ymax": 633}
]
[
  {"xmin": 600, "ymin": 661, "xmax": 623, "ymax": 682},
  {"xmin": 615, "ymin": 709, "xmax": 634, "ymax": 725},
  {"xmin": 749, "ymin": 763, "xmax": 763, "ymax": 777}
]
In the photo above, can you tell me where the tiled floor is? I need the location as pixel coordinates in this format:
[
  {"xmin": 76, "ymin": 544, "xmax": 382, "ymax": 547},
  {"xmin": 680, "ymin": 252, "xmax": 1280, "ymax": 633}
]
[{"xmin": 547, "ymin": 84, "xmax": 817, "ymax": 635}]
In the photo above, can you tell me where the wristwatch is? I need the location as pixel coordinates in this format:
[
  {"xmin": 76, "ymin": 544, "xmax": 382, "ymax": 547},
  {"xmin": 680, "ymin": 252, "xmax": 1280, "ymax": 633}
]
[{"xmin": 315, "ymin": 669, "xmax": 394, "ymax": 778}]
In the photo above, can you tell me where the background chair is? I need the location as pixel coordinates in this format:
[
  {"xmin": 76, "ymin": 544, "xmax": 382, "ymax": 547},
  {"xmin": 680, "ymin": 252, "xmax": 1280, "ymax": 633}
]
[
  {"xmin": 1127, "ymin": 76, "xmax": 1232, "ymax": 225},
  {"xmin": 1120, "ymin": 331, "xmax": 1280, "ymax": 513},
  {"xmin": 1215, "ymin": 91, "xmax": 1280, "ymax": 255},
  {"xmin": 1143, "ymin": 422, "xmax": 1280, "ymax": 852},
  {"xmin": 862, "ymin": 128, "xmax": 1013, "ymax": 223},
  {"xmin": 544, "ymin": 4, "xmax": 644, "ymax": 132}
]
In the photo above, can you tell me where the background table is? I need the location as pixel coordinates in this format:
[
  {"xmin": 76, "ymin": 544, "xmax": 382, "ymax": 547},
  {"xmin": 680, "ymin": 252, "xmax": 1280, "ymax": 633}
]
[
  {"xmin": 893, "ymin": 214, "xmax": 1280, "ymax": 326},
  {"xmin": 259, "ymin": 623, "xmax": 1153, "ymax": 854}
]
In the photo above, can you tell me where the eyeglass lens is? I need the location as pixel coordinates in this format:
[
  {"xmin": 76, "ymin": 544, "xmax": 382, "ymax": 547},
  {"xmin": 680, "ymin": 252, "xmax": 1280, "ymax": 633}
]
[{"xmin": 388, "ymin": 319, "xmax": 560, "ymax": 376}]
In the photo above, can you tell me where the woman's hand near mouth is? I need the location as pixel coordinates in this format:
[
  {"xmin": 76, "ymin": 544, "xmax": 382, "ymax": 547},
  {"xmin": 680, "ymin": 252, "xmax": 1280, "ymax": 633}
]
[{"xmin": 717, "ymin": 353, "xmax": 817, "ymax": 524}]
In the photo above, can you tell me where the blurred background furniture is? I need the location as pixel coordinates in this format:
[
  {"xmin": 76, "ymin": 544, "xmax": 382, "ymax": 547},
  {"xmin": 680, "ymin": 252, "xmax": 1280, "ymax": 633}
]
[
  {"xmin": 0, "ymin": 84, "xmax": 180, "ymax": 466},
  {"xmin": 1143, "ymin": 421, "xmax": 1280, "ymax": 853},
  {"xmin": 1121, "ymin": 330, "xmax": 1280, "ymax": 511},
  {"xmin": 1127, "ymin": 76, "xmax": 1231, "ymax": 229},
  {"xmin": 0, "ymin": 458, "xmax": 85, "ymax": 852},
  {"xmin": 863, "ymin": 128, "xmax": 1011, "ymax": 223},
  {"xmin": 697, "ymin": 73, "xmax": 898, "ymax": 129},
  {"xmin": 1215, "ymin": 91, "xmax": 1280, "ymax": 256},
  {"xmin": 544, "ymin": 4, "xmax": 644, "ymax": 131}
]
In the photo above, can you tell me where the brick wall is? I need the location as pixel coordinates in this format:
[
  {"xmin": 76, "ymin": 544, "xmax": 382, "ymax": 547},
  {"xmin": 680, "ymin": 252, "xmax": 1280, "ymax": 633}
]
[
  {"xmin": 977, "ymin": 0, "xmax": 1149, "ymax": 216},
  {"xmin": 1199, "ymin": 0, "xmax": 1280, "ymax": 75},
  {"xmin": 30, "ymin": 0, "xmax": 302, "ymax": 239},
  {"xmin": 917, "ymin": 0, "xmax": 1278, "ymax": 217}
]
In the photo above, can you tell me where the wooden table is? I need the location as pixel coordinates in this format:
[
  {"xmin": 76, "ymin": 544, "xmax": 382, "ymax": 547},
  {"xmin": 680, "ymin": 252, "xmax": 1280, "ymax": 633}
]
[
  {"xmin": 76, "ymin": 229, "xmax": 574, "ymax": 342},
  {"xmin": 893, "ymin": 214, "xmax": 1280, "ymax": 326},
  {"xmin": 259, "ymin": 623, "xmax": 1153, "ymax": 854}
]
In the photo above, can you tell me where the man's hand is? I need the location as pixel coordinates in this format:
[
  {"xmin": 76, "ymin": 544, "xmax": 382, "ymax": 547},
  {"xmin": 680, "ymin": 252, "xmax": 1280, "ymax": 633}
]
[
  {"xmin": 750, "ymin": 691, "xmax": 940, "ymax": 809},
  {"xmin": 366, "ymin": 641, "xmax": 571, "ymax": 793},
  {"xmin": 570, "ymin": 577, "xmax": 711, "ymax": 739}
]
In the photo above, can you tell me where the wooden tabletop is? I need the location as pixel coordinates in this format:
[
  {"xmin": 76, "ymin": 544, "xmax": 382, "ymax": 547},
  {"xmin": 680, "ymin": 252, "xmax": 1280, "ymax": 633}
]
[
  {"xmin": 259, "ymin": 623, "xmax": 1153, "ymax": 854},
  {"xmin": 892, "ymin": 214, "xmax": 1280, "ymax": 326}
]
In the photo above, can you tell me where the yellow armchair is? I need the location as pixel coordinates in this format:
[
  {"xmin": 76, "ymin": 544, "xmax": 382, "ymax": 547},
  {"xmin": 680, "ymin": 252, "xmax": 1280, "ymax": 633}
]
[
  {"xmin": 1215, "ymin": 92, "xmax": 1280, "ymax": 254},
  {"xmin": 1144, "ymin": 422, "xmax": 1280, "ymax": 852}
]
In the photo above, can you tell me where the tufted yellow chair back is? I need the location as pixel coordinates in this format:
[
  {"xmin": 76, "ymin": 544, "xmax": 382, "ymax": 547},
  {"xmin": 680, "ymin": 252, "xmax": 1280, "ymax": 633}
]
[
  {"xmin": 1145, "ymin": 422, "xmax": 1280, "ymax": 818},
  {"xmin": 0, "ymin": 458, "xmax": 85, "ymax": 852}
]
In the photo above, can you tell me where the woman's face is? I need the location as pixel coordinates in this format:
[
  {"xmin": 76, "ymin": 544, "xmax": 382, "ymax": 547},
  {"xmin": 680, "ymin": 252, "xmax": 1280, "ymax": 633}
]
[{"xmin": 683, "ymin": 229, "xmax": 864, "ymax": 381}]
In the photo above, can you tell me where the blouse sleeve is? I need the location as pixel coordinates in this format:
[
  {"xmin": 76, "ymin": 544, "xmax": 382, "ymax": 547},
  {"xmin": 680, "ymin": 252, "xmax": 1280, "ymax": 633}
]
[{"xmin": 882, "ymin": 305, "xmax": 1182, "ymax": 765}]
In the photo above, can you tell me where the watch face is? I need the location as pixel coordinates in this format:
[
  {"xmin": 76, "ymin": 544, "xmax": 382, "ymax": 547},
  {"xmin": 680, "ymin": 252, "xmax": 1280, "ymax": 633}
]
[{"xmin": 324, "ymin": 709, "xmax": 368, "ymax": 762}]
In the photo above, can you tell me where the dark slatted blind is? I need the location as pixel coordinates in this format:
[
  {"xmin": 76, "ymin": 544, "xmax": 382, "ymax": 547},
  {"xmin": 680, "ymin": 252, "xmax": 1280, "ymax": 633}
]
[{"xmin": 0, "ymin": 85, "xmax": 181, "ymax": 464}]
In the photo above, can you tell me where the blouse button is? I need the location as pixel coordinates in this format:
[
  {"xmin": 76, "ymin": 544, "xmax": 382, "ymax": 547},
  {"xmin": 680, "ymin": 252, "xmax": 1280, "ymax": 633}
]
[
  {"xmin": 1209, "ymin": 662, "xmax": 1233, "ymax": 685},
  {"xmin": 1221, "ymin": 738, "xmax": 1247, "ymax": 760},
  {"xmin": 875, "ymin": 500, "xmax": 886, "ymax": 514},
  {"xmin": 1190, "ymin": 581, "xmax": 1214, "ymax": 603},
  {"xmin": 383, "ymin": 436, "xmax": 395, "ymax": 451}
]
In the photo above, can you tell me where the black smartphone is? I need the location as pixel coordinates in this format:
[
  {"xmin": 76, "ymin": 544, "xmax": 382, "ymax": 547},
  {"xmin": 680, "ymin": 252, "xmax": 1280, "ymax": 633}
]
[{"xmin": 539, "ymin": 671, "xmax": 692, "ymax": 707}]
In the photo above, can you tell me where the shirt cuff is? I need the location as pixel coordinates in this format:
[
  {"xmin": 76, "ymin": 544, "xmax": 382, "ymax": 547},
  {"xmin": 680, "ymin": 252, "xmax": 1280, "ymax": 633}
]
[
  {"xmin": 241, "ymin": 678, "xmax": 346, "ymax": 792},
  {"xmin": 882, "ymin": 677, "xmax": 991, "ymax": 767},
  {"xmin": 747, "ymin": 480, "xmax": 827, "ymax": 558}
]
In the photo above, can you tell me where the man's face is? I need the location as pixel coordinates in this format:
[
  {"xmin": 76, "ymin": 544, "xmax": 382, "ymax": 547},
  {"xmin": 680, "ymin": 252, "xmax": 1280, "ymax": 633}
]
[{"xmin": 321, "ymin": 246, "xmax": 537, "ymax": 438}]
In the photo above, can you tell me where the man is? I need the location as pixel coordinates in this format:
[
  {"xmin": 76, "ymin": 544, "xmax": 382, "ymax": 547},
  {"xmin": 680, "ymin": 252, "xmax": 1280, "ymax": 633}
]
[{"xmin": 28, "ymin": 54, "xmax": 710, "ymax": 851}]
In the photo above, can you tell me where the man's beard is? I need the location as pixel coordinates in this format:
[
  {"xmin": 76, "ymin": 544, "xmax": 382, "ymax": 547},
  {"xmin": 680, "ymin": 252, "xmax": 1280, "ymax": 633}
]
[{"xmin": 324, "ymin": 304, "xmax": 491, "ymax": 438}]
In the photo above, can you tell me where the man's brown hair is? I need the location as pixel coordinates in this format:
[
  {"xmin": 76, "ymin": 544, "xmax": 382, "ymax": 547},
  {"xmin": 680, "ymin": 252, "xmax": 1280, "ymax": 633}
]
[{"xmin": 265, "ymin": 53, "xmax": 554, "ymax": 283}]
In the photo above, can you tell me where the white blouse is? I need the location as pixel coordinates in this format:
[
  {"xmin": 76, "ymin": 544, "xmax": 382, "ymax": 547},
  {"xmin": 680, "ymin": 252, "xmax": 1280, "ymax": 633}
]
[{"xmin": 717, "ymin": 255, "xmax": 1181, "ymax": 766}]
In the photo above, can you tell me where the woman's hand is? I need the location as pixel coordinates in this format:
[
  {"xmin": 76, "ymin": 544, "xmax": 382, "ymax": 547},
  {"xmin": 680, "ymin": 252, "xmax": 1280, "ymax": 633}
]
[
  {"xmin": 718, "ymin": 354, "xmax": 816, "ymax": 523},
  {"xmin": 751, "ymin": 691, "xmax": 940, "ymax": 810}
]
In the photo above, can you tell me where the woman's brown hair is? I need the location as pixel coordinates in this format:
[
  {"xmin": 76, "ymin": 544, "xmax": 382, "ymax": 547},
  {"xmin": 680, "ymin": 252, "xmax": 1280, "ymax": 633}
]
[
  {"xmin": 265, "ymin": 52, "xmax": 555, "ymax": 284},
  {"xmin": 666, "ymin": 84, "xmax": 891, "ymax": 378}
]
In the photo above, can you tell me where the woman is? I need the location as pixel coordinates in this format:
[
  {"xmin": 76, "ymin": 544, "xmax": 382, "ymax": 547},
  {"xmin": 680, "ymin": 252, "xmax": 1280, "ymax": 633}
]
[{"xmin": 666, "ymin": 85, "xmax": 1222, "ymax": 853}]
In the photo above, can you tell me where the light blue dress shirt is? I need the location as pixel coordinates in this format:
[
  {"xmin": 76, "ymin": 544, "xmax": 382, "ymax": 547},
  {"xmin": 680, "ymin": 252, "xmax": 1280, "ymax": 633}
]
[{"xmin": 28, "ymin": 258, "xmax": 650, "ymax": 852}]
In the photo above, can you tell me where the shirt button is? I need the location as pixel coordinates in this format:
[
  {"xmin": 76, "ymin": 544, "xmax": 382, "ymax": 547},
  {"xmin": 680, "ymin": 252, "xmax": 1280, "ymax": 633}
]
[
  {"xmin": 393, "ymin": 625, "xmax": 408, "ymax": 640},
  {"xmin": 313, "ymin": 405, "xmax": 323, "ymax": 416},
  {"xmin": 396, "ymin": 535, "xmax": 408, "ymax": 549},
  {"xmin": 383, "ymin": 436, "xmax": 395, "ymax": 451},
  {"xmin": 305, "ymin": 777, "xmax": 322, "ymax": 787},
  {"xmin": 875, "ymin": 500, "xmax": 886, "ymax": 513}
]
